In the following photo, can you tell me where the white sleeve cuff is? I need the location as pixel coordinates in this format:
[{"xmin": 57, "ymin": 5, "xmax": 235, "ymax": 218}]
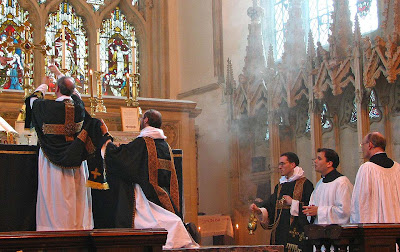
[
  {"xmin": 35, "ymin": 84, "xmax": 48, "ymax": 94},
  {"xmin": 290, "ymin": 199, "xmax": 299, "ymax": 216},
  {"xmin": 259, "ymin": 207, "xmax": 269, "ymax": 224}
]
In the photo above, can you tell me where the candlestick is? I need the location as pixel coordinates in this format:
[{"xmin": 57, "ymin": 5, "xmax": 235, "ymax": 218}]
[
  {"xmin": 126, "ymin": 73, "xmax": 130, "ymax": 99},
  {"xmin": 95, "ymin": 70, "xmax": 106, "ymax": 113},
  {"xmin": 96, "ymin": 29, "xmax": 101, "ymax": 72},
  {"xmin": 89, "ymin": 69, "xmax": 94, "ymax": 98},
  {"xmin": 61, "ymin": 26, "xmax": 66, "ymax": 70}
]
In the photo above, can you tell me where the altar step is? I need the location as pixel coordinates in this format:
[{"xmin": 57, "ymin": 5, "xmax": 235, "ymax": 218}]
[{"xmin": 164, "ymin": 245, "xmax": 284, "ymax": 252}]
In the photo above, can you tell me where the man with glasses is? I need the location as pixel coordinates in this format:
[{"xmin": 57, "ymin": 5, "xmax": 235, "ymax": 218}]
[
  {"xmin": 250, "ymin": 152, "xmax": 313, "ymax": 252},
  {"xmin": 351, "ymin": 132, "xmax": 400, "ymax": 223},
  {"xmin": 303, "ymin": 148, "xmax": 353, "ymax": 224}
]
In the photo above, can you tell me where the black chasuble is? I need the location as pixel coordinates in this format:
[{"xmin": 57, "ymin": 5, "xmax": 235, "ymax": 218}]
[
  {"xmin": 261, "ymin": 178, "xmax": 314, "ymax": 252},
  {"xmin": 93, "ymin": 136, "xmax": 181, "ymax": 228},
  {"xmin": 24, "ymin": 93, "xmax": 109, "ymax": 189}
]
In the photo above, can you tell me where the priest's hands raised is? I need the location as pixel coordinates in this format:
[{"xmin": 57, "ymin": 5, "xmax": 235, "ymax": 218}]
[{"xmin": 302, "ymin": 205, "xmax": 318, "ymax": 216}]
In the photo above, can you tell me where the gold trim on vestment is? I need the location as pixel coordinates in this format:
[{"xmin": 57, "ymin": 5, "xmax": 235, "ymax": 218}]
[
  {"xmin": 0, "ymin": 150, "xmax": 37, "ymax": 154},
  {"xmin": 271, "ymin": 177, "xmax": 307, "ymax": 244},
  {"xmin": 85, "ymin": 180, "xmax": 109, "ymax": 190},
  {"xmin": 173, "ymin": 154, "xmax": 182, "ymax": 157},
  {"xmin": 144, "ymin": 137, "xmax": 180, "ymax": 214},
  {"xmin": 42, "ymin": 100, "xmax": 83, "ymax": 142},
  {"xmin": 77, "ymin": 130, "xmax": 96, "ymax": 154}
]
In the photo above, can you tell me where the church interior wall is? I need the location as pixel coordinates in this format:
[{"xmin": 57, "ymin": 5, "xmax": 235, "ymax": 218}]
[
  {"xmin": 189, "ymin": 87, "xmax": 232, "ymax": 216},
  {"xmin": 175, "ymin": 0, "xmax": 217, "ymax": 94},
  {"xmin": 339, "ymin": 127, "xmax": 359, "ymax": 184}
]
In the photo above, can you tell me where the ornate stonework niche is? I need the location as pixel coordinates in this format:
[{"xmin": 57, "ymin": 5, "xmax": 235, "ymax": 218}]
[
  {"xmin": 100, "ymin": 6, "xmax": 137, "ymax": 97},
  {"xmin": 45, "ymin": 1, "xmax": 88, "ymax": 90},
  {"xmin": 392, "ymin": 79, "xmax": 400, "ymax": 115},
  {"xmin": 295, "ymin": 96, "xmax": 309, "ymax": 136},
  {"xmin": 338, "ymin": 84, "xmax": 357, "ymax": 128},
  {"xmin": 162, "ymin": 121, "xmax": 180, "ymax": 149},
  {"xmin": 0, "ymin": 0, "xmax": 32, "ymax": 90},
  {"xmin": 254, "ymin": 105, "xmax": 268, "ymax": 147}
]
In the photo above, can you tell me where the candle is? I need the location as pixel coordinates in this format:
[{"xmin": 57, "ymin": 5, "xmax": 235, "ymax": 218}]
[
  {"xmin": 61, "ymin": 26, "xmax": 66, "ymax": 69},
  {"xmin": 96, "ymin": 29, "xmax": 101, "ymax": 71},
  {"xmin": 131, "ymin": 30, "xmax": 136, "ymax": 74},
  {"xmin": 89, "ymin": 69, "xmax": 93, "ymax": 98},
  {"xmin": 126, "ymin": 73, "xmax": 130, "ymax": 99},
  {"xmin": 132, "ymin": 76, "xmax": 136, "ymax": 100}
]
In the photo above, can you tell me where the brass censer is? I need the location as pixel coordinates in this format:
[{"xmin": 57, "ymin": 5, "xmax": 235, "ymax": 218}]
[{"xmin": 247, "ymin": 213, "xmax": 257, "ymax": 235}]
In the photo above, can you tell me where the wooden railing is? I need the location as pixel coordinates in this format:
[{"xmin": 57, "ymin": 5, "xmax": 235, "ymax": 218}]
[
  {"xmin": 0, "ymin": 229, "xmax": 167, "ymax": 251},
  {"xmin": 304, "ymin": 224, "xmax": 400, "ymax": 252}
]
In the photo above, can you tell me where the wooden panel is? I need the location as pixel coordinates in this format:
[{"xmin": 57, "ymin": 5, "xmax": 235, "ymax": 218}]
[{"xmin": 0, "ymin": 229, "xmax": 167, "ymax": 252}]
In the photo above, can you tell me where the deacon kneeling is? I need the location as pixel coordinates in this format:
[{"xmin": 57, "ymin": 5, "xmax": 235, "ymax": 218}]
[{"xmin": 98, "ymin": 109, "xmax": 198, "ymax": 249}]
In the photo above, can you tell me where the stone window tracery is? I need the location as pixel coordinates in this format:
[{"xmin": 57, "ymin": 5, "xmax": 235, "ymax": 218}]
[
  {"xmin": 307, "ymin": 0, "xmax": 333, "ymax": 46},
  {"xmin": 0, "ymin": 0, "xmax": 32, "ymax": 90},
  {"xmin": 262, "ymin": 0, "xmax": 334, "ymax": 60},
  {"xmin": 100, "ymin": 7, "xmax": 138, "ymax": 97},
  {"xmin": 45, "ymin": 1, "xmax": 88, "ymax": 92},
  {"xmin": 273, "ymin": 0, "xmax": 289, "ymax": 60}
]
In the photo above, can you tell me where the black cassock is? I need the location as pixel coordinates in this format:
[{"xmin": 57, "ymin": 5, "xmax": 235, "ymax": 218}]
[
  {"xmin": 261, "ymin": 178, "xmax": 314, "ymax": 252},
  {"xmin": 92, "ymin": 136, "xmax": 181, "ymax": 228}
]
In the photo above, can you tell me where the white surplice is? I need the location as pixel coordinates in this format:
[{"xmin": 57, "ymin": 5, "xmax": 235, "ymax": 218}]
[
  {"xmin": 134, "ymin": 184, "xmax": 199, "ymax": 249},
  {"xmin": 36, "ymin": 148, "xmax": 93, "ymax": 231},
  {"xmin": 32, "ymin": 84, "xmax": 93, "ymax": 231},
  {"xmin": 309, "ymin": 176, "xmax": 353, "ymax": 224},
  {"xmin": 350, "ymin": 161, "xmax": 400, "ymax": 223}
]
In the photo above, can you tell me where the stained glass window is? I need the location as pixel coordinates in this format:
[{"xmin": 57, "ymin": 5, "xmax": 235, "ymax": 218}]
[
  {"xmin": 368, "ymin": 89, "xmax": 380, "ymax": 119},
  {"xmin": 305, "ymin": 114, "xmax": 311, "ymax": 133},
  {"xmin": 45, "ymin": 1, "xmax": 88, "ymax": 92},
  {"xmin": 350, "ymin": 97, "xmax": 357, "ymax": 123},
  {"xmin": 0, "ymin": 0, "xmax": 32, "ymax": 90},
  {"xmin": 308, "ymin": 0, "xmax": 333, "ymax": 45},
  {"xmin": 274, "ymin": 0, "xmax": 289, "ymax": 59},
  {"xmin": 100, "ymin": 7, "xmax": 138, "ymax": 96},
  {"xmin": 321, "ymin": 103, "xmax": 332, "ymax": 129},
  {"xmin": 349, "ymin": 0, "xmax": 378, "ymax": 34}
]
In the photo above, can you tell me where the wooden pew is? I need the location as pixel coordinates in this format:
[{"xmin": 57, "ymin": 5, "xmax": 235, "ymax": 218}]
[
  {"xmin": 305, "ymin": 223, "xmax": 400, "ymax": 251},
  {"xmin": 0, "ymin": 229, "xmax": 167, "ymax": 252}
]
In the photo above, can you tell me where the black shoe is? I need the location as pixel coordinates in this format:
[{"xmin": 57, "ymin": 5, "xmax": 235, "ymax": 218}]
[{"xmin": 185, "ymin": 222, "xmax": 201, "ymax": 244}]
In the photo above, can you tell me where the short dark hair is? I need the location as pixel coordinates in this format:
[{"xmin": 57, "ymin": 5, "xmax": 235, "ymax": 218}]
[
  {"xmin": 143, "ymin": 109, "xmax": 162, "ymax": 128},
  {"xmin": 317, "ymin": 148, "xmax": 340, "ymax": 168},
  {"xmin": 57, "ymin": 76, "xmax": 75, "ymax": 96},
  {"xmin": 366, "ymin": 132, "xmax": 386, "ymax": 151},
  {"xmin": 280, "ymin": 152, "xmax": 299, "ymax": 166}
]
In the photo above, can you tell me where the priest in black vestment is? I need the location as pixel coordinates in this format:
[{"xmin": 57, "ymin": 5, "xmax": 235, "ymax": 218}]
[
  {"xmin": 250, "ymin": 152, "xmax": 313, "ymax": 252},
  {"xmin": 96, "ymin": 109, "xmax": 198, "ymax": 249},
  {"xmin": 24, "ymin": 67, "xmax": 109, "ymax": 231}
]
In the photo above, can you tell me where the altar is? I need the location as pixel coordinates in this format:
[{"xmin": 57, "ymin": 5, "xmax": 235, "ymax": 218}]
[{"xmin": 0, "ymin": 91, "xmax": 201, "ymax": 226}]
